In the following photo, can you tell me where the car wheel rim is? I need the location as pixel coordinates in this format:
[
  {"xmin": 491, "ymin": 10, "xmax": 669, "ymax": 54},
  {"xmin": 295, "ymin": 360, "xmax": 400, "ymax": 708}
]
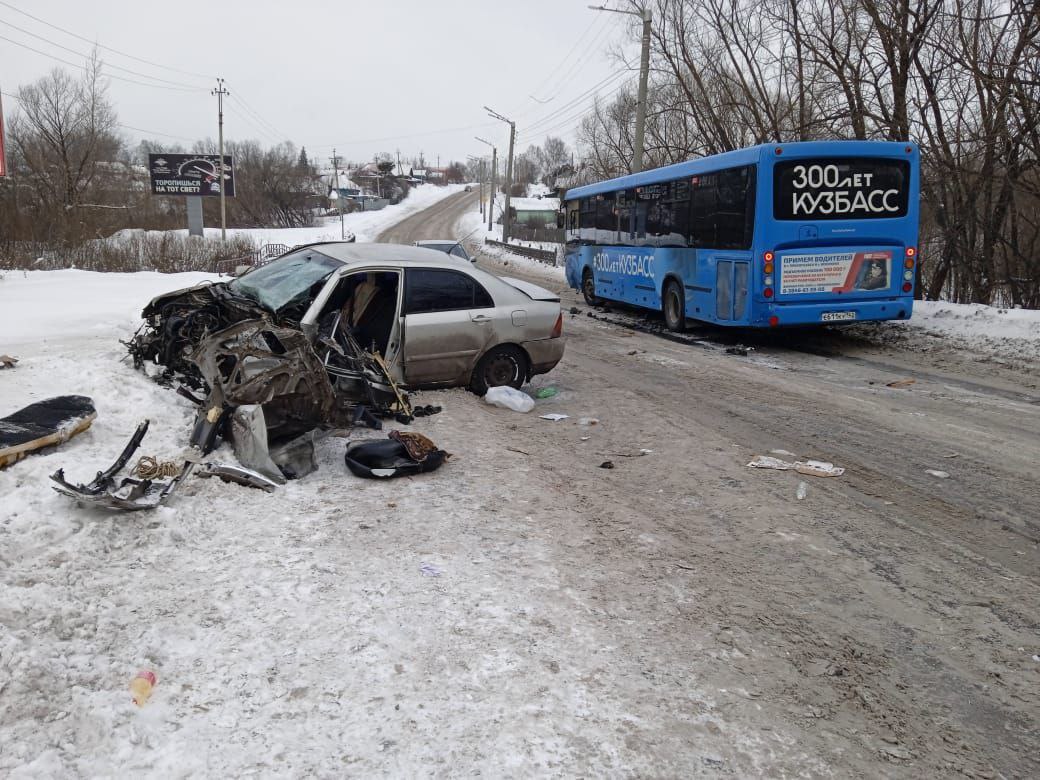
[
  {"xmin": 486, "ymin": 355, "xmax": 519, "ymax": 386},
  {"xmin": 584, "ymin": 276, "xmax": 595, "ymax": 301}
]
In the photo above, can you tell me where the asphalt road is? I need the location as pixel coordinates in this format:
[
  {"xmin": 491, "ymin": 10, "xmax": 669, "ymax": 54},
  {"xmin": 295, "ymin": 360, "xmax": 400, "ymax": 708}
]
[{"xmin": 379, "ymin": 190, "xmax": 1040, "ymax": 777}]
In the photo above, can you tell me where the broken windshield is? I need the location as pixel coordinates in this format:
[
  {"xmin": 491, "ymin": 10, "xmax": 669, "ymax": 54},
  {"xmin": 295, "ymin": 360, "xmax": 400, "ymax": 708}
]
[{"xmin": 228, "ymin": 248, "xmax": 342, "ymax": 313}]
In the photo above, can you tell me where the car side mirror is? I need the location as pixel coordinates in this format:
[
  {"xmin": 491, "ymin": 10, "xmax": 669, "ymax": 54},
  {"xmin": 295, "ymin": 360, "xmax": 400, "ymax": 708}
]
[{"xmin": 556, "ymin": 212, "xmax": 564, "ymax": 229}]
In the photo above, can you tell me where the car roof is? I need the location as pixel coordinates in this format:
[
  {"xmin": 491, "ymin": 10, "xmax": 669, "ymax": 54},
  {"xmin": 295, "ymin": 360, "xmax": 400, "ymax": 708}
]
[
  {"xmin": 302, "ymin": 241, "xmax": 461, "ymax": 266},
  {"xmin": 414, "ymin": 240, "xmax": 456, "ymax": 246}
]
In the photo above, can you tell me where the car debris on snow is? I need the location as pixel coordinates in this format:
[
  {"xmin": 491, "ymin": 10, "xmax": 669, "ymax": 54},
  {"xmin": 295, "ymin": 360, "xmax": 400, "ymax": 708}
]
[
  {"xmin": 539, "ymin": 413, "xmax": 569, "ymax": 421},
  {"xmin": 49, "ymin": 420, "xmax": 194, "ymax": 511},
  {"xmin": 0, "ymin": 354, "xmax": 18, "ymax": 369},
  {"xmin": 926, "ymin": 469, "xmax": 951, "ymax": 479},
  {"xmin": 344, "ymin": 431, "xmax": 449, "ymax": 479},
  {"xmin": 0, "ymin": 395, "xmax": 97, "ymax": 469}
]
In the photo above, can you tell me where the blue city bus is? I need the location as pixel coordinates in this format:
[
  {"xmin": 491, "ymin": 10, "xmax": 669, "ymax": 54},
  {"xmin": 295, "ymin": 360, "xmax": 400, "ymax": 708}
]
[{"xmin": 562, "ymin": 141, "xmax": 920, "ymax": 329}]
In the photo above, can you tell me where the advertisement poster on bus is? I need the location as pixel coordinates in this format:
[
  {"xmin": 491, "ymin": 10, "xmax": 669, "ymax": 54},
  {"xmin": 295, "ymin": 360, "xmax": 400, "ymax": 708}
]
[{"xmin": 780, "ymin": 250, "xmax": 891, "ymax": 295}]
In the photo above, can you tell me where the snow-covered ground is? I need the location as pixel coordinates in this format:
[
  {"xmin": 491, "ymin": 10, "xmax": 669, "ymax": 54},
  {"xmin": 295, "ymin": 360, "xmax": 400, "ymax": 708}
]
[
  {"xmin": 457, "ymin": 210, "xmax": 565, "ymax": 281},
  {"xmin": 0, "ymin": 268, "xmax": 594, "ymax": 776},
  {"xmin": 112, "ymin": 183, "xmax": 467, "ymax": 248}
]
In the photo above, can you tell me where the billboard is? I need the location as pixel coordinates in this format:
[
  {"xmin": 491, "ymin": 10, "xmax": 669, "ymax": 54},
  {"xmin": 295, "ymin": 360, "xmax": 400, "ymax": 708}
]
[{"xmin": 148, "ymin": 153, "xmax": 235, "ymax": 196}]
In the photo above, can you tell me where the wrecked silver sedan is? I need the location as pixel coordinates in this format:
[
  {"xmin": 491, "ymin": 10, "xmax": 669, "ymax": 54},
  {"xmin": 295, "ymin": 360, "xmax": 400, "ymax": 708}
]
[{"xmin": 126, "ymin": 242, "xmax": 565, "ymax": 471}]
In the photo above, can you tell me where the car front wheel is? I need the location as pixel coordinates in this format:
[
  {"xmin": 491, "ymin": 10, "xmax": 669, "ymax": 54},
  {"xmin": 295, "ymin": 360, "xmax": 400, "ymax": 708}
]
[{"xmin": 470, "ymin": 345, "xmax": 528, "ymax": 395}]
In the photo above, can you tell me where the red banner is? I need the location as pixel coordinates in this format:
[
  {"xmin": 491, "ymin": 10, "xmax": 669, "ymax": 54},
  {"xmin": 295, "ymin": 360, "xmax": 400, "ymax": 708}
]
[{"xmin": 0, "ymin": 90, "xmax": 7, "ymax": 177}]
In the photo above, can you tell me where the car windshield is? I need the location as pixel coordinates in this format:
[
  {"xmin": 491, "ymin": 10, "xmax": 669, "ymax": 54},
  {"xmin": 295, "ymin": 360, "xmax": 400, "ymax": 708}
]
[
  {"xmin": 229, "ymin": 248, "xmax": 341, "ymax": 312},
  {"xmin": 421, "ymin": 243, "xmax": 455, "ymax": 252}
]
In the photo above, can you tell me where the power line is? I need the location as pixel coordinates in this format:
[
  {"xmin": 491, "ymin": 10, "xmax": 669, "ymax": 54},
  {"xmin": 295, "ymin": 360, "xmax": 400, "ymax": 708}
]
[
  {"xmin": 523, "ymin": 68, "xmax": 632, "ymax": 133},
  {"xmin": 0, "ymin": 0, "xmax": 212, "ymax": 81},
  {"xmin": 310, "ymin": 120, "xmax": 501, "ymax": 150},
  {"xmin": 228, "ymin": 92, "xmax": 289, "ymax": 142},
  {"xmin": 0, "ymin": 32, "xmax": 203, "ymax": 91},
  {"xmin": 0, "ymin": 17, "xmax": 207, "ymax": 90}
]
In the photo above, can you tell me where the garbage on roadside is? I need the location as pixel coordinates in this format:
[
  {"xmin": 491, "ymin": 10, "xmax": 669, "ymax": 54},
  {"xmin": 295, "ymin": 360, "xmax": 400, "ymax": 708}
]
[
  {"xmin": 578, "ymin": 417, "xmax": 599, "ymax": 426},
  {"xmin": 797, "ymin": 481, "xmax": 809, "ymax": 500},
  {"xmin": 484, "ymin": 385, "xmax": 535, "ymax": 413},
  {"xmin": 1, "ymin": 395, "xmax": 97, "ymax": 469},
  {"xmin": 886, "ymin": 378, "xmax": 917, "ymax": 388},
  {"xmin": 747, "ymin": 454, "xmax": 846, "ymax": 477},
  {"xmin": 50, "ymin": 420, "xmax": 194, "ymax": 511},
  {"xmin": 0, "ymin": 354, "xmax": 17, "ymax": 369},
  {"xmin": 130, "ymin": 670, "xmax": 157, "ymax": 707},
  {"xmin": 725, "ymin": 345, "xmax": 752, "ymax": 356},
  {"xmin": 539, "ymin": 413, "xmax": 569, "ymax": 421},
  {"xmin": 599, "ymin": 460, "xmax": 615, "ymax": 469},
  {"xmin": 344, "ymin": 431, "xmax": 449, "ymax": 479},
  {"xmin": 925, "ymin": 469, "xmax": 950, "ymax": 479},
  {"xmin": 534, "ymin": 387, "xmax": 558, "ymax": 399},
  {"xmin": 420, "ymin": 562, "xmax": 443, "ymax": 578}
]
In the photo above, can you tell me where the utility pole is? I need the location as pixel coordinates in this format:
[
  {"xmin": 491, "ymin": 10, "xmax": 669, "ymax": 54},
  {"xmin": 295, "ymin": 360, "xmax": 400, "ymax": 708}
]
[
  {"xmin": 484, "ymin": 106, "xmax": 515, "ymax": 242},
  {"xmin": 330, "ymin": 149, "xmax": 345, "ymax": 240},
  {"xmin": 212, "ymin": 78, "xmax": 229, "ymax": 240},
  {"xmin": 475, "ymin": 136, "xmax": 496, "ymax": 233},
  {"xmin": 589, "ymin": 4, "xmax": 652, "ymax": 173}
]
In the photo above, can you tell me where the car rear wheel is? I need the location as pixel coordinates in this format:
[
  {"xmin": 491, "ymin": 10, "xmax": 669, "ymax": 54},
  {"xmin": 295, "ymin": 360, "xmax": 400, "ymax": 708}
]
[
  {"xmin": 663, "ymin": 279, "xmax": 686, "ymax": 332},
  {"xmin": 582, "ymin": 268, "xmax": 599, "ymax": 306},
  {"xmin": 470, "ymin": 345, "xmax": 528, "ymax": 395}
]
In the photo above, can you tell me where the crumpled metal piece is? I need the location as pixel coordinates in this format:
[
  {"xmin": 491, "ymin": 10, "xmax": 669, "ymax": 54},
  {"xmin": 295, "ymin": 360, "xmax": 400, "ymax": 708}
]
[{"xmin": 49, "ymin": 420, "xmax": 195, "ymax": 511}]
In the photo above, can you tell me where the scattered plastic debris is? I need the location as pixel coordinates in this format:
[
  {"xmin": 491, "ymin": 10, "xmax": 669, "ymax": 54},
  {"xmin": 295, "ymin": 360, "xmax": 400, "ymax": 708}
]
[
  {"xmin": 725, "ymin": 345, "xmax": 752, "ymax": 356},
  {"xmin": 747, "ymin": 454, "xmax": 845, "ymax": 477},
  {"xmin": 484, "ymin": 386, "xmax": 535, "ymax": 413},
  {"xmin": 925, "ymin": 469, "xmax": 950, "ymax": 479},
  {"xmin": 580, "ymin": 436, "xmax": 591, "ymax": 441},
  {"xmin": 539, "ymin": 413, "xmax": 569, "ymax": 421},
  {"xmin": 886, "ymin": 378, "xmax": 917, "ymax": 388},
  {"xmin": 420, "ymin": 563, "xmax": 443, "ymax": 578},
  {"xmin": 796, "ymin": 481, "xmax": 808, "ymax": 500},
  {"xmin": 578, "ymin": 417, "xmax": 599, "ymax": 426},
  {"xmin": 770, "ymin": 449, "xmax": 797, "ymax": 457},
  {"xmin": 599, "ymin": 460, "xmax": 615, "ymax": 469},
  {"xmin": 639, "ymin": 448, "xmax": 653, "ymax": 455},
  {"xmin": 534, "ymin": 387, "xmax": 558, "ymax": 399},
  {"xmin": 796, "ymin": 460, "xmax": 845, "ymax": 477}
]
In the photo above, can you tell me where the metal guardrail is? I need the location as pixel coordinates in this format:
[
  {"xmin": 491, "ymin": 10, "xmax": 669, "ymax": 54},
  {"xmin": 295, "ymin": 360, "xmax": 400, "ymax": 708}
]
[
  {"xmin": 213, "ymin": 243, "xmax": 295, "ymax": 275},
  {"xmin": 484, "ymin": 238, "xmax": 558, "ymax": 265}
]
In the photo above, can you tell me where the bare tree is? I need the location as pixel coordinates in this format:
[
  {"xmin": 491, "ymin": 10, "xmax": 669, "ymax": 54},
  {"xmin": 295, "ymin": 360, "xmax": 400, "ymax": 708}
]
[{"xmin": 8, "ymin": 54, "xmax": 120, "ymax": 242}]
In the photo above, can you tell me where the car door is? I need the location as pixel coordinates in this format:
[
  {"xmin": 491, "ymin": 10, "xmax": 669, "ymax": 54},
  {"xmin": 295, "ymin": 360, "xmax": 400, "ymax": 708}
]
[{"xmin": 402, "ymin": 267, "xmax": 496, "ymax": 386}]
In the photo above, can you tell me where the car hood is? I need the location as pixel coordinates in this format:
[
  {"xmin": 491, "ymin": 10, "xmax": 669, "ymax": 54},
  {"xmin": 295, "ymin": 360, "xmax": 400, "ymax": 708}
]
[
  {"xmin": 141, "ymin": 280, "xmax": 229, "ymax": 317},
  {"xmin": 500, "ymin": 277, "xmax": 560, "ymax": 302}
]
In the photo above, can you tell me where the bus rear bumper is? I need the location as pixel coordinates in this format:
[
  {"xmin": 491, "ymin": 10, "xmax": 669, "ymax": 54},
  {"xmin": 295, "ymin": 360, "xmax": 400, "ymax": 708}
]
[{"xmin": 764, "ymin": 298, "xmax": 914, "ymax": 326}]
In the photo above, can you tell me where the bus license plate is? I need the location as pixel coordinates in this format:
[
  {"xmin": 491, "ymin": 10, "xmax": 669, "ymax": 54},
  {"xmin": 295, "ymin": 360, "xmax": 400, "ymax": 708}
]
[{"xmin": 821, "ymin": 311, "xmax": 857, "ymax": 322}]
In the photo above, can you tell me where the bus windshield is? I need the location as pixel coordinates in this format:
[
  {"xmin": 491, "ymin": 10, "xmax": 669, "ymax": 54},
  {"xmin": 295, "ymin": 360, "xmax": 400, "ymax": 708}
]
[{"xmin": 773, "ymin": 158, "xmax": 910, "ymax": 221}]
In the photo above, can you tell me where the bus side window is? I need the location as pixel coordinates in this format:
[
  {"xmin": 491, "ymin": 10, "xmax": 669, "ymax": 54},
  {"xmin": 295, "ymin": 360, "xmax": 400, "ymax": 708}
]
[
  {"xmin": 716, "ymin": 167, "xmax": 753, "ymax": 249},
  {"xmin": 579, "ymin": 198, "xmax": 596, "ymax": 243},
  {"xmin": 690, "ymin": 177, "xmax": 715, "ymax": 248}
]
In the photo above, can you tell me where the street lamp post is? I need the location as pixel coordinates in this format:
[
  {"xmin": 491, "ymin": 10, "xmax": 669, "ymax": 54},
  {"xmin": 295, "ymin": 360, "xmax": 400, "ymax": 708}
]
[
  {"xmin": 483, "ymin": 107, "xmax": 515, "ymax": 242},
  {"xmin": 589, "ymin": 4, "xmax": 652, "ymax": 173},
  {"xmin": 475, "ymin": 136, "xmax": 497, "ymax": 233}
]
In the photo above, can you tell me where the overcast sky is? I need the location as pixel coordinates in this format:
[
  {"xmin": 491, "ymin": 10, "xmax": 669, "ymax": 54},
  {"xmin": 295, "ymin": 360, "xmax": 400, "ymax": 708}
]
[{"xmin": 2, "ymin": 0, "xmax": 638, "ymax": 166}]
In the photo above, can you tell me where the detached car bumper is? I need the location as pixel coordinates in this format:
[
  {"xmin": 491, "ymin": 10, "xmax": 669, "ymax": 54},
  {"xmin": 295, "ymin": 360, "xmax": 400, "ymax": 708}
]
[{"xmin": 523, "ymin": 337, "xmax": 566, "ymax": 377}]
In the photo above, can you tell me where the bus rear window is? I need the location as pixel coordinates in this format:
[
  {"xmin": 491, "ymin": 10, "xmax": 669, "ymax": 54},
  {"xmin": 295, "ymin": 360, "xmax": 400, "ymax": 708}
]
[{"xmin": 773, "ymin": 158, "xmax": 909, "ymax": 221}]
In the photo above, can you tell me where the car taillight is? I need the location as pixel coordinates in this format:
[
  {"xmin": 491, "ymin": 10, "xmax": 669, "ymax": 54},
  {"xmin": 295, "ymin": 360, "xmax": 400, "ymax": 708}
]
[
  {"xmin": 764, "ymin": 288, "xmax": 774, "ymax": 299},
  {"xmin": 550, "ymin": 312, "xmax": 563, "ymax": 338},
  {"xmin": 769, "ymin": 315, "xmax": 779, "ymax": 327},
  {"xmin": 902, "ymin": 282, "xmax": 913, "ymax": 293}
]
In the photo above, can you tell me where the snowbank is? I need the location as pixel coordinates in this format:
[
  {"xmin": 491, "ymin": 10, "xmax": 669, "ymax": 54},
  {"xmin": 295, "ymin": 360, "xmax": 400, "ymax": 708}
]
[
  {"xmin": 107, "ymin": 183, "xmax": 467, "ymax": 249},
  {"xmin": 456, "ymin": 210, "xmax": 565, "ymax": 283}
]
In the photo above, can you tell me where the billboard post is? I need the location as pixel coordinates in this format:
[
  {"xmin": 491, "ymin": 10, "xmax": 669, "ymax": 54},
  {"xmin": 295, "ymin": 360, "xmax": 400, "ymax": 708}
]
[{"xmin": 186, "ymin": 196, "xmax": 204, "ymax": 237}]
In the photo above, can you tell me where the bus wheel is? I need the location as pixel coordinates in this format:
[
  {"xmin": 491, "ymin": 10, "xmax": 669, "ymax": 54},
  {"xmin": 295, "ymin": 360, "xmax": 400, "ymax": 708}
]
[
  {"xmin": 663, "ymin": 280, "xmax": 686, "ymax": 332},
  {"xmin": 582, "ymin": 268, "xmax": 599, "ymax": 306}
]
